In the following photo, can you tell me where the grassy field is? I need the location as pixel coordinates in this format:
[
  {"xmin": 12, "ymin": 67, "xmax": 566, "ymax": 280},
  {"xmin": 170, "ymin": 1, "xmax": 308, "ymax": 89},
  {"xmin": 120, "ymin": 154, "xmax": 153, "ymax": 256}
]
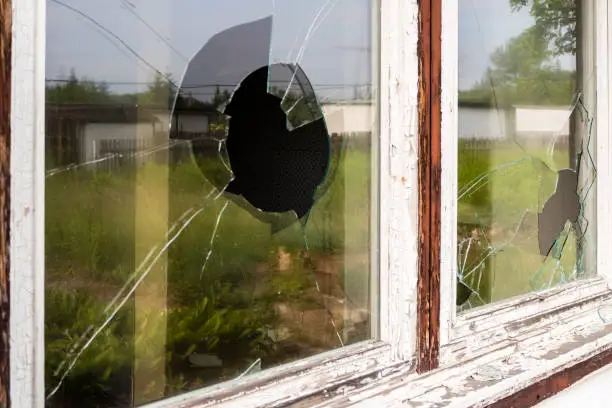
[
  {"xmin": 457, "ymin": 139, "xmax": 592, "ymax": 308},
  {"xmin": 45, "ymin": 143, "xmax": 372, "ymax": 406}
]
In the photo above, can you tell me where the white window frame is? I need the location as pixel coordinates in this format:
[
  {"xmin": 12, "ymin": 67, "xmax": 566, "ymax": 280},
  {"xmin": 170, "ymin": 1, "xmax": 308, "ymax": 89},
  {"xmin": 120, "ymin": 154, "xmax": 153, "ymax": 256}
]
[
  {"xmin": 10, "ymin": 0, "xmax": 612, "ymax": 406},
  {"xmin": 11, "ymin": 0, "xmax": 420, "ymax": 407},
  {"xmin": 439, "ymin": 0, "xmax": 612, "ymax": 356}
]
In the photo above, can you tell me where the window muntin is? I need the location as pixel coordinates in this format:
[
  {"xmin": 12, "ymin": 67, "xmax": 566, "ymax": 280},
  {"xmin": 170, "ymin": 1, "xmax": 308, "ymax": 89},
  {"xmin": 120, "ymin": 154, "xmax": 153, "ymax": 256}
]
[
  {"xmin": 456, "ymin": 0, "xmax": 596, "ymax": 311},
  {"xmin": 44, "ymin": 1, "xmax": 379, "ymax": 405}
]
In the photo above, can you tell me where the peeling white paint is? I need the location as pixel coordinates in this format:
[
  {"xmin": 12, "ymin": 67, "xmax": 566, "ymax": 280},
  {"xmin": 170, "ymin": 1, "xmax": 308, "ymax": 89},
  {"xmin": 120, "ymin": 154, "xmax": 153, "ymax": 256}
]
[
  {"xmin": 597, "ymin": 0, "xmax": 612, "ymax": 291},
  {"xmin": 305, "ymin": 292, "xmax": 612, "ymax": 407},
  {"xmin": 10, "ymin": 0, "xmax": 612, "ymax": 406},
  {"xmin": 11, "ymin": 0, "xmax": 46, "ymax": 407},
  {"xmin": 145, "ymin": 341, "xmax": 394, "ymax": 408},
  {"xmin": 439, "ymin": 0, "xmax": 459, "ymax": 349},
  {"xmin": 377, "ymin": 0, "xmax": 420, "ymax": 362}
]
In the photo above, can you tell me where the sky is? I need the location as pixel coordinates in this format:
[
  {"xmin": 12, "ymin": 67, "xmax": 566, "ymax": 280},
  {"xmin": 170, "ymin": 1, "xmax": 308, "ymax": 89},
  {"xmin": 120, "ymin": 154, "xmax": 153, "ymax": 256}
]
[{"xmin": 45, "ymin": 0, "xmax": 576, "ymax": 100}]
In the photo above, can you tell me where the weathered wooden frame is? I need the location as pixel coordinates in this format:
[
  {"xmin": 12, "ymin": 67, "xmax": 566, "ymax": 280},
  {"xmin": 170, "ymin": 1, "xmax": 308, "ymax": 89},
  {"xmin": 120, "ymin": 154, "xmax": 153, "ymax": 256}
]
[
  {"xmin": 432, "ymin": 0, "xmax": 612, "ymax": 406},
  {"xmin": 10, "ymin": 0, "xmax": 612, "ymax": 406},
  {"xmin": 439, "ymin": 0, "xmax": 612, "ymax": 341},
  {"xmin": 439, "ymin": 0, "xmax": 611, "ymax": 351},
  {"xmin": 0, "ymin": 0, "xmax": 11, "ymax": 405},
  {"xmin": 11, "ymin": 0, "xmax": 423, "ymax": 406},
  {"xmin": 441, "ymin": 1, "xmax": 610, "ymax": 334},
  {"xmin": 416, "ymin": 0, "xmax": 442, "ymax": 373}
]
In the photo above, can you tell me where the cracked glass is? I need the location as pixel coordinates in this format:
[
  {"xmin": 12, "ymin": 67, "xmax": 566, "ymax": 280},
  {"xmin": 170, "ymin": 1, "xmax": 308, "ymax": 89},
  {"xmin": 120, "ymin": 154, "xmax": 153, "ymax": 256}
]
[
  {"xmin": 44, "ymin": 0, "xmax": 379, "ymax": 405},
  {"xmin": 457, "ymin": 0, "xmax": 596, "ymax": 312}
]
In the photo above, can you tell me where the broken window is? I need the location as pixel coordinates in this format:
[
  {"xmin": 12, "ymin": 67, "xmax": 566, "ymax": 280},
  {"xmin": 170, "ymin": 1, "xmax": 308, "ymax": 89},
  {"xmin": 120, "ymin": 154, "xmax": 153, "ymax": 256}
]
[
  {"xmin": 456, "ymin": 0, "xmax": 596, "ymax": 311},
  {"xmin": 44, "ymin": 0, "xmax": 378, "ymax": 406}
]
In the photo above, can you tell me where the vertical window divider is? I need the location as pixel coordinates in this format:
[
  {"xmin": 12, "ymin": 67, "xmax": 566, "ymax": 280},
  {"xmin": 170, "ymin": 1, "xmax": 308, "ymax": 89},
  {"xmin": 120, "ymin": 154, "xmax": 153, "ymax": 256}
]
[
  {"xmin": 10, "ymin": 0, "xmax": 46, "ymax": 407},
  {"xmin": 416, "ymin": 0, "xmax": 442, "ymax": 373},
  {"xmin": 0, "ymin": 0, "xmax": 12, "ymax": 404}
]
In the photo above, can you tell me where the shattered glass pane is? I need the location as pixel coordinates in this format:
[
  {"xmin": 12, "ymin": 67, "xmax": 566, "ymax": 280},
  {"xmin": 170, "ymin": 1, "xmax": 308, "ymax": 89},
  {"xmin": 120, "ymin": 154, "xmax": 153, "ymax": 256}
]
[
  {"xmin": 457, "ymin": 0, "xmax": 596, "ymax": 311},
  {"xmin": 44, "ymin": 0, "xmax": 378, "ymax": 406}
]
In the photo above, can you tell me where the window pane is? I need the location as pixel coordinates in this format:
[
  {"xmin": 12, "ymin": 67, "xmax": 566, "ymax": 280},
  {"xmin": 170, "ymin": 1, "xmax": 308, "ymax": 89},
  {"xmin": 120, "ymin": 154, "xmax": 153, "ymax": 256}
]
[
  {"xmin": 457, "ymin": 0, "xmax": 596, "ymax": 311},
  {"xmin": 45, "ymin": 1, "xmax": 379, "ymax": 405}
]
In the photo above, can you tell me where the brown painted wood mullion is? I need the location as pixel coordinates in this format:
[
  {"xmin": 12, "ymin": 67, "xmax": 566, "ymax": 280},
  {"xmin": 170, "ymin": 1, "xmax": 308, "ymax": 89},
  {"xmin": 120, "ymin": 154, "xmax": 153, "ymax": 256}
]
[
  {"xmin": 416, "ymin": 0, "xmax": 441, "ymax": 374},
  {"xmin": 0, "ymin": 0, "xmax": 10, "ymax": 405}
]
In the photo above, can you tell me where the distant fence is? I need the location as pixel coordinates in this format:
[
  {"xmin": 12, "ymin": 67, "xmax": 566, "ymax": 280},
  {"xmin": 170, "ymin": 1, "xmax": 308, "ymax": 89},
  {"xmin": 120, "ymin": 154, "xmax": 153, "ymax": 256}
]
[
  {"xmin": 459, "ymin": 135, "xmax": 571, "ymax": 151},
  {"xmin": 44, "ymin": 130, "xmax": 373, "ymax": 179},
  {"xmin": 45, "ymin": 132, "xmax": 196, "ymax": 177}
]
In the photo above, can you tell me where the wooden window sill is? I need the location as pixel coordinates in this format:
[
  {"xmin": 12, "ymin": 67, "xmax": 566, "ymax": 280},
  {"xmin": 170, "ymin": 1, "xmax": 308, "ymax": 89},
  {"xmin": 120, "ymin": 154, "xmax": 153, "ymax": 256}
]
[{"xmin": 281, "ymin": 288, "xmax": 612, "ymax": 407}]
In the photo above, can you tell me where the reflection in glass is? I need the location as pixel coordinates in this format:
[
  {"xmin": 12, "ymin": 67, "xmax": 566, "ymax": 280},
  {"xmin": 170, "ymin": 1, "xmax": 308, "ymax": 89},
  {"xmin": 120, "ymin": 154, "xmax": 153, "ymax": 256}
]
[
  {"xmin": 456, "ymin": 0, "xmax": 596, "ymax": 311},
  {"xmin": 45, "ymin": 1, "xmax": 378, "ymax": 406}
]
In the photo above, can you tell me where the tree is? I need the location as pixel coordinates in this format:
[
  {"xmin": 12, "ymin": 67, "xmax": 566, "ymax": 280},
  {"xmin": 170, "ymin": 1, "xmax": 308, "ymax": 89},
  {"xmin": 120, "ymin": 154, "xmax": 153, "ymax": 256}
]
[
  {"xmin": 510, "ymin": 0, "xmax": 576, "ymax": 56},
  {"xmin": 212, "ymin": 86, "xmax": 231, "ymax": 110},
  {"xmin": 488, "ymin": 26, "xmax": 551, "ymax": 84},
  {"xmin": 46, "ymin": 69, "xmax": 113, "ymax": 104},
  {"xmin": 460, "ymin": 24, "xmax": 575, "ymax": 106},
  {"xmin": 139, "ymin": 73, "xmax": 176, "ymax": 106}
]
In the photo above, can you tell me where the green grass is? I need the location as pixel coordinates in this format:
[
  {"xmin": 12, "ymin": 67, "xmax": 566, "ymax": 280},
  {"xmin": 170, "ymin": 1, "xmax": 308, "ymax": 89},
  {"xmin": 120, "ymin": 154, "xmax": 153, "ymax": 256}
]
[
  {"xmin": 45, "ymin": 145, "xmax": 373, "ymax": 406},
  {"xmin": 457, "ymin": 139, "xmax": 589, "ymax": 307}
]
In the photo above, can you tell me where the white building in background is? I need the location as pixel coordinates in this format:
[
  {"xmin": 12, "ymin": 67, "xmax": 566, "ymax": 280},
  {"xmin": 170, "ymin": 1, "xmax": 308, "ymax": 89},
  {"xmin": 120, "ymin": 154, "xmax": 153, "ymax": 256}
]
[
  {"xmin": 46, "ymin": 104, "xmax": 217, "ymax": 164},
  {"xmin": 459, "ymin": 106, "xmax": 509, "ymax": 140},
  {"xmin": 514, "ymin": 105, "xmax": 571, "ymax": 140},
  {"xmin": 322, "ymin": 102, "xmax": 375, "ymax": 136},
  {"xmin": 322, "ymin": 102, "xmax": 572, "ymax": 144},
  {"xmin": 46, "ymin": 101, "xmax": 574, "ymax": 165},
  {"xmin": 457, "ymin": 102, "xmax": 572, "ymax": 143}
]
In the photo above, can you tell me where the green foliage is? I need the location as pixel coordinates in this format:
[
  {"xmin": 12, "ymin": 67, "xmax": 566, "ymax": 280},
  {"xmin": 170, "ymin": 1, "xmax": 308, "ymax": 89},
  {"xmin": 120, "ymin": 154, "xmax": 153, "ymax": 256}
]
[
  {"xmin": 138, "ymin": 73, "xmax": 175, "ymax": 106},
  {"xmin": 212, "ymin": 86, "xmax": 231, "ymax": 110},
  {"xmin": 510, "ymin": 0, "xmax": 576, "ymax": 56},
  {"xmin": 45, "ymin": 135, "xmax": 372, "ymax": 404},
  {"xmin": 47, "ymin": 69, "xmax": 114, "ymax": 105},
  {"xmin": 459, "ymin": 28, "xmax": 575, "ymax": 106},
  {"xmin": 458, "ymin": 140, "xmax": 491, "ymax": 211},
  {"xmin": 166, "ymin": 294, "xmax": 277, "ymax": 364},
  {"xmin": 45, "ymin": 286, "xmax": 278, "ymax": 406},
  {"xmin": 460, "ymin": 2, "xmax": 577, "ymax": 106},
  {"xmin": 46, "ymin": 70, "xmax": 213, "ymax": 108},
  {"xmin": 45, "ymin": 168, "xmax": 136, "ymax": 283},
  {"xmin": 490, "ymin": 26, "xmax": 552, "ymax": 82},
  {"xmin": 45, "ymin": 289, "xmax": 133, "ymax": 407}
]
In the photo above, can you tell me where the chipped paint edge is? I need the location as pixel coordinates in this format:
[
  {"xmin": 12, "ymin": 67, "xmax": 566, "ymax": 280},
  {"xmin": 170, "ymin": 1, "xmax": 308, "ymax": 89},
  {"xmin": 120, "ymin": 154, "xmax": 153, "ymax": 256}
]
[
  {"xmin": 438, "ymin": 0, "xmax": 458, "ymax": 348},
  {"xmin": 597, "ymin": 0, "xmax": 612, "ymax": 290},
  {"xmin": 299, "ymin": 290, "xmax": 612, "ymax": 407},
  {"xmin": 378, "ymin": 0, "xmax": 420, "ymax": 361}
]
